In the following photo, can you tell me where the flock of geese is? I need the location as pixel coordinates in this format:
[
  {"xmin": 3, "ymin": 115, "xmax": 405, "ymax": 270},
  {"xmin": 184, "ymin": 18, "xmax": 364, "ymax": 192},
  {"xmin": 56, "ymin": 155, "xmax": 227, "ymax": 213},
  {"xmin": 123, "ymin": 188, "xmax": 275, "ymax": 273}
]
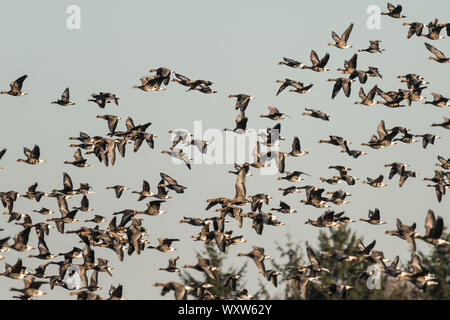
[{"xmin": 0, "ymin": 2, "xmax": 449, "ymax": 300}]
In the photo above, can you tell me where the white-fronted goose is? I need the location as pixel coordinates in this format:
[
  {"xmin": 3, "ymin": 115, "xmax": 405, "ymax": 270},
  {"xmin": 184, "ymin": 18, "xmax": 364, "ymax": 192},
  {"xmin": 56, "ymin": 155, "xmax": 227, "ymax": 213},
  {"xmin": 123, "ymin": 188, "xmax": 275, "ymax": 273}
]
[
  {"xmin": 431, "ymin": 117, "xmax": 450, "ymax": 129},
  {"xmin": 32, "ymin": 208, "xmax": 55, "ymax": 215},
  {"xmin": 64, "ymin": 148, "xmax": 89, "ymax": 167},
  {"xmin": 271, "ymin": 201, "xmax": 297, "ymax": 214},
  {"xmin": 360, "ymin": 208, "xmax": 386, "ymax": 225},
  {"xmin": 237, "ymin": 246, "xmax": 272, "ymax": 277},
  {"xmin": 106, "ymin": 185, "xmax": 129, "ymax": 198},
  {"xmin": 1, "ymin": 75, "xmax": 28, "ymax": 96},
  {"xmin": 88, "ymin": 92, "xmax": 119, "ymax": 108},
  {"xmin": 358, "ymin": 40, "xmax": 385, "ymax": 53},
  {"xmin": 228, "ymin": 94, "xmax": 253, "ymax": 112},
  {"xmin": 149, "ymin": 67, "xmax": 172, "ymax": 86},
  {"xmin": 223, "ymin": 111, "xmax": 250, "ymax": 134},
  {"xmin": 385, "ymin": 218, "xmax": 417, "ymax": 251},
  {"xmin": 366, "ymin": 66, "xmax": 383, "ymax": 78},
  {"xmin": 133, "ymin": 76, "xmax": 165, "ymax": 92},
  {"xmin": 381, "ymin": 3, "xmax": 406, "ymax": 18},
  {"xmin": 337, "ymin": 53, "xmax": 357, "ymax": 74},
  {"xmin": 305, "ymin": 210, "xmax": 340, "ymax": 228},
  {"xmin": 153, "ymin": 282, "xmax": 193, "ymax": 300},
  {"xmin": 278, "ymin": 170, "xmax": 309, "ymax": 182},
  {"xmin": 385, "ymin": 162, "xmax": 408, "ymax": 179},
  {"xmin": 424, "ymin": 42, "xmax": 449, "ymax": 63},
  {"xmin": 260, "ymin": 106, "xmax": 290, "ymax": 120},
  {"xmin": 327, "ymin": 78, "xmax": 354, "ymax": 98},
  {"xmin": 403, "ymin": 22, "xmax": 424, "ymax": 38},
  {"xmin": 327, "ymin": 23, "xmax": 353, "ymax": 49},
  {"xmin": 148, "ymin": 238, "xmax": 179, "ymax": 252},
  {"xmin": 288, "ymin": 136, "xmax": 308, "ymax": 157},
  {"xmin": 278, "ymin": 186, "xmax": 302, "ymax": 196},
  {"xmin": 159, "ymin": 256, "xmax": 180, "ymax": 273},
  {"xmin": 354, "ymin": 85, "xmax": 378, "ymax": 106},
  {"xmin": 326, "ymin": 189, "xmax": 351, "ymax": 205},
  {"xmin": 159, "ymin": 172, "xmax": 187, "ymax": 194},
  {"xmin": 414, "ymin": 133, "xmax": 441, "ymax": 149},
  {"xmin": 301, "ymin": 108, "xmax": 330, "ymax": 121},
  {"xmin": 10, "ymin": 275, "xmax": 47, "ymax": 298},
  {"xmin": 17, "ymin": 145, "xmax": 45, "ymax": 165},
  {"xmin": 72, "ymin": 195, "xmax": 93, "ymax": 212},
  {"xmin": 51, "ymin": 88, "xmax": 75, "ymax": 106},
  {"xmin": 278, "ymin": 57, "xmax": 304, "ymax": 68},
  {"xmin": 96, "ymin": 115, "xmax": 122, "ymax": 135},
  {"xmin": 436, "ymin": 155, "xmax": 450, "ymax": 169},
  {"xmin": 161, "ymin": 148, "xmax": 191, "ymax": 169},
  {"xmin": 424, "ymin": 92, "xmax": 449, "ymax": 107},
  {"xmin": 301, "ymin": 50, "xmax": 330, "ymax": 72},
  {"xmin": 414, "ymin": 210, "xmax": 449, "ymax": 246},
  {"xmin": 363, "ymin": 175, "xmax": 387, "ymax": 187},
  {"xmin": 183, "ymin": 255, "xmax": 219, "ymax": 279}
]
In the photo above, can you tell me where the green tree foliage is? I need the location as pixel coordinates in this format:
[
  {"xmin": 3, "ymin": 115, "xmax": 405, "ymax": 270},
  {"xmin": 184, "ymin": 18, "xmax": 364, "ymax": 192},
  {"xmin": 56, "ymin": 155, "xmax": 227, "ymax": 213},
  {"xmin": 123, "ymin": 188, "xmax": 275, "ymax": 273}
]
[
  {"xmin": 180, "ymin": 228, "xmax": 450, "ymax": 300},
  {"xmin": 179, "ymin": 244, "xmax": 247, "ymax": 299}
]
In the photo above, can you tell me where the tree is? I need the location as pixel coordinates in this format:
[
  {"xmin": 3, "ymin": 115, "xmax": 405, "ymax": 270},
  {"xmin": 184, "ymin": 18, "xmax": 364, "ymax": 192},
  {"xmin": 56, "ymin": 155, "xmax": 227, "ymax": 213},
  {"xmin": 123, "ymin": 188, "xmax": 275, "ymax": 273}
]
[{"xmin": 179, "ymin": 244, "xmax": 247, "ymax": 299}]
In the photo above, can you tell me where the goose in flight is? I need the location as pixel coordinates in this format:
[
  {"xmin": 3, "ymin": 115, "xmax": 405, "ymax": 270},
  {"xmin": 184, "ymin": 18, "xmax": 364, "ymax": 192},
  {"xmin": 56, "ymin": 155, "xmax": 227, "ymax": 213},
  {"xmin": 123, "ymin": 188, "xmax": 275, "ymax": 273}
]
[
  {"xmin": 1, "ymin": 75, "xmax": 28, "ymax": 96},
  {"xmin": 424, "ymin": 92, "xmax": 450, "ymax": 107},
  {"xmin": 223, "ymin": 111, "xmax": 250, "ymax": 134},
  {"xmin": 148, "ymin": 67, "xmax": 172, "ymax": 86},
  {"xmin": 288, "ymin": 137, "xmax": 309, "ymax": 157},
  {"xmin": 358, "ymin": 40, "xmax": 385, "ymax": 53},
  {"xmin": 278, "ymin": 57, "xmax": 305, "ymax": 68},
  {"xmin": 327, "ymin": 23, "xmax": 354, "ymax": 49},
  {"xmin": 360, "ymin": 208, "xmax": 386, "ymax": 225},
  {"xmin": 159, "ymin": 256, "xmax": 180, "ymax": 273},
  {"xmin": 51, "ymin": 88, "xmax": 75, "ymax": 106},
  {"xmin": 17, "ymin": 145, "xmax": 46, "ymax": 165},
  {"xmin": 10, "ymin": 275, "xmax": 47, "ymax": 298},
  {"xmin": 182, "ymin": 255, "xmax": 219, "ymax": 280},
  {"xmin": 354, "ymin": 85, "xmax": 378, "ymax": 106},
  {"xmin": 385, "ymin": 162, "xmax": 408, "ymax": 179},
  {"xmin": 64, "ymin": 148, "xmax": 89, "ymax": 167},
  {"xmin": 161, "ymin": 148, "xmax": 191, "ymax": 169},
  {"xmin": 88, "ymin": 92, "xmax": 119, "ymax": 108},
  {"xmin": 414, "ymin": 133, "xmax": 441, "ymax": 149},
  {"xmin": 301, "ymin": 50, "xmax": 330, "ymax": 72},
  {"xmin": 337, "ymin": 53, "xmax": 357, "ymax": 74},
  {"xmin": 305, "ymin": 210, "xmax": 340, "ymax": 228},
  {"xmin": 363, "ymin": 175, "xmax": 387, "ymax": 188},
  {"xmin": 385, "ymin": 218, "xmax": 417, "ymax": 251},
  {"xmin": 228, "ymin": 94, "xmax": 254, "ymax": 112},
  {"xmin": 424, "ymin": 42, "xmax": 449, "ymax": 63},
  {"xmin": 271, "ymin": 201, "xmax": 297, "ymax": 214},
  {"xmin": 381, "ymin": 3, "xmax": 406, "ymax": 18},
  {"xmin": 153, "ymin": 282, "xmax": 194, "ymax": 300},
  {"xmin": 159, "ymin": 172, "xmax": 187, "ymax": 194},
  {"xmin": 431, "ymin": 117, "xmax": 450, "ymax": 129},
  {"xmin": 106, "ymin": 185, "xmax": 129, "ymax": 198},
  {"xmin": 133, "ymin": 75, "xmax": 165, "ymax": 91},
  {"xmin": 414, "ymin": 210, "xmax": 449, "ymax": 246},
  {"xmin": 327, "ymin": 78, "xmax": 354, "ymax": 99},
  {"xmin": 301, "ymin": 108, "xmax": 330, "ymax": 121},
  {"xmin": 237, "ymin": 246, "xmax": 272, "ymax": 277},
  {"xmin": 260, "ymin": 106, "xmax": 290, "ymax": 120},
  {"xmin": 148, "ymin": 238, "xmax": 179, "ymax": 253},
  {"xmin": 375, "ymin": 88, "xmax": 406, "ymax": 108},
  {"xmin": 436, "ymin": 155, "xmax": 450, "ymax": 170},
  {"xmin": 402, "ymin": 22, "xmax": 424, "ymax": 38}
]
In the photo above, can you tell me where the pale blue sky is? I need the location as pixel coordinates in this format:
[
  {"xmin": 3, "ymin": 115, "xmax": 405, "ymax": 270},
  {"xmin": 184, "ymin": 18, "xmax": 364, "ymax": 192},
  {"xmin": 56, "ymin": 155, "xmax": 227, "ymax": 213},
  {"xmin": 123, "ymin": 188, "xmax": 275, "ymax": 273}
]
[{"xmin": 0, "ymin": 0, "xmax": 449, "ymax": 299}]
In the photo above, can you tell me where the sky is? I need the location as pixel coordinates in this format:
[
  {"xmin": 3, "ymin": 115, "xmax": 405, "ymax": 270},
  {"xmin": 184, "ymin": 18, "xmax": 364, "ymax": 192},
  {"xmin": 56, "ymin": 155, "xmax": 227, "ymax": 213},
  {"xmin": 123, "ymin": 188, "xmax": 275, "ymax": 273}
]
[{"xmin": 0, "ymin": 0, "xmax": 449, "ymax": 299}]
